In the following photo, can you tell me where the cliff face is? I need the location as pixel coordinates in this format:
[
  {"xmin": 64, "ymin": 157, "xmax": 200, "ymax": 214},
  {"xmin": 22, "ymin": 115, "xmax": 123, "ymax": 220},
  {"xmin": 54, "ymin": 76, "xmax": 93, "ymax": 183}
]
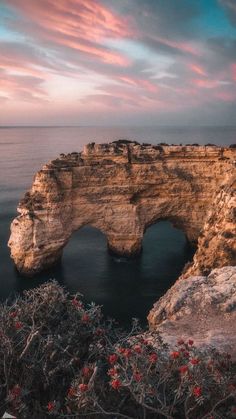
[
  {"xmin": 8, "ymin": 142, "xmax": 236, "ymax": 276},
  {"xmin": 182, "ymin": 173, "xmax": 236, "ymax": 277}
]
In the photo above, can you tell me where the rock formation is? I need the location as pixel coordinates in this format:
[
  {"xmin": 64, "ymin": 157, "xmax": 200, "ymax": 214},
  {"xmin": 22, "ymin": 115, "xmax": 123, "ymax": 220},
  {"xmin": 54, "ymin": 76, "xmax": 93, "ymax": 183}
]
[
  {"xmin": 8, "ymin": 141, "xmax": 236, "ymax": 276},
  {"xmin": 148, "ymin": 266, "xmax": 236, "ymax": 357},
  {"xmin": 182, "ymin": 172, "xmax": 236, "ymax": 277}
]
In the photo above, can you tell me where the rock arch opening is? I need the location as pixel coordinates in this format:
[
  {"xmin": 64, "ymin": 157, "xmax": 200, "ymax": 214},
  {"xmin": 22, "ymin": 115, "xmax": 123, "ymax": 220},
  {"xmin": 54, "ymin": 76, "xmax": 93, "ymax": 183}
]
[
  {"xmin": 142, "ymin": 220, "xmax": 195, "ymax": 275},
  {"xmin": 62, "ymin": 225, "xmax": 108, "ymax": 283},
  {"xmin": 43, "ymin": 221, "xmax": 195, "ymax": 324}
]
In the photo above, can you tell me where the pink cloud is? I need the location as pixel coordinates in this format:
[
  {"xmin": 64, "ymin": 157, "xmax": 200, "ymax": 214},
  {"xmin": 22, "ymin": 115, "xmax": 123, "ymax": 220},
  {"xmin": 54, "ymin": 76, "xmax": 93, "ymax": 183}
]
[
  {"xmin": 81, "ymin": 77, "xmax": 212, "ymax": 113},
  {"xmin": 192, "ymin": 79, "xmax": 220, "ymax": 89},
  {"xmin": 0, "ymin": 70, "xmax": 48, "ymax": 102},
  {"xmin": 7, "ymin": 0, "xmax": 133, "ymax": 66},
  {"xmin": 0, "ymin": 95, "xmax": 9, "ymax": 103},
  {"xmin": 189, "ymin": 63, "xmax": 207, "ymax": 76},
  {"xmin": 1, "ymin": 0, "xmax": 135, "ymax": 102},
  {"xmin": 214, "ymin": 90, "xmax": 236, "ymax": 102},
  {"xmin": 41, "ymin": 32, "xmax": 130, "ymax": 66},
  {"xmin": 2, "ymin": 0, "xmax": 236, "ymax": 123},
  {"xmin": 10, "ymin": 0, "xmax": 132, "ymax": 40},
  {"xmin": 80, "ymin": 93, "xmax": 136, "ymax": 108},
  {"xmin": 118, "ymin": 76, "xmax": 158, "ymax": 93},
  {"xmin": 149, "ymin": 35, "xmax": 201, "ymax": 56},
  {"xmin": 0, "ymin": 59, "xmax": 45, "ymax": 78},
  {"xmin": 231, "ymin": 64, "xmax": 236, "ymax": 81}
]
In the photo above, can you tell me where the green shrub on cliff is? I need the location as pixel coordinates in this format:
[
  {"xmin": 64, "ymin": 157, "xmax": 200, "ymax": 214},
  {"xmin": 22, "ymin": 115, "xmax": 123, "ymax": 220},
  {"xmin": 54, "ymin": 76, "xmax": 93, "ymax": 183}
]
[{"xmin": 0, "ymin": 282, "xmax": 235, "ymax": 418}]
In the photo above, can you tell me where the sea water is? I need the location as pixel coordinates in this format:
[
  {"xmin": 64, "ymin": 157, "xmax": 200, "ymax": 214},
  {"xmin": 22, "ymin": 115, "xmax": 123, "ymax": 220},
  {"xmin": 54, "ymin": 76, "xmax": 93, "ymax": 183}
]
[{"xmin": 0, "ymin": 126, "xmax": 235, "ymax": 324}]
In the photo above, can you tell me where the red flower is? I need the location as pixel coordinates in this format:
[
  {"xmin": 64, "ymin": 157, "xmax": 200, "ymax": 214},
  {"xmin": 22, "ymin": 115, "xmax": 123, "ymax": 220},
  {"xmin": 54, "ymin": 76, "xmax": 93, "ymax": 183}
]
[
  {"xmin": 133, "ymin": 345, "xmax": 142, "ymax": 354},
  {"xmin": 81, "ymin": 314, "xmax": 90, "ymax": 323},
  {"xmin": 123, "ymin": 348, "xmax": 132, "ymax": 358},
  {"xmin": 188, "ymin": 339, "xmax": 194, "ymax": 346},
  {"xmin": 177, "ymin": 339, "xmax": 185, "ymax": 345},
  {"xmin": 95, "ymin": 328, "xmax": 104, "ymax": 336},
  {"xmin": 179, "ymin": 365, "xmax": 188, "ymax": 374},
  {"xmin": 149, "ymin": 353, "xmax": 158, "ymax": 363},
  {"xmin": 134, "ymin": 372, "xmax": 142, "ymax": 382},
  {"xmin": 82, "ymin": 366, "xmax": 92, "ymax": 377},
  {"xmin": 14, "ymin": 321, "xmax": 23, "ymax": 330},
  {"xmin": 47, "ymin": 401, "xmax": 56, "ymax": 412},
  {"xmin": 67, "ymin": 387, "xmax": 76, "ymax": 397},
  {"xmin": 72, "ymin": 298, "xmax": 81, "ymax": 307},
  {"xmin": 171, "ymin": 351, "xmax": 180, "ymax": 359},
  {"xmin": 190, "ymin": 358, "xmax": 200, "ymax": 365},
  {"xmin": 79, "ymin": 383, "xmax": 88, "ymax": 392},
  {"xmin": 118, "ymin": 347, "xmax": 126, "ymax": 354},
  {"xmin": 192, "ymin": 386, "xmax": 202, "ymax": 397},
  {"xmin": 184, "ymin": 351, "xmax": 190, "ymax": 358},
  {"xmin": 140, "ymin": 338, "xmax": 149, "ymax": 345},
  {"xmin": 108, "ymin": 354, "xmax": 118, "ymax": 364},
  {"xmin": 107, "ymin": 367, "xmax": 118, "ymax": 376},
  {"xmin": 111, "ymin": 379, "xmax": 122, "ymax": 390},
  {"xmin": 10, "ymin": 385, "xmax": 21, "ymax": 398},
  {"xmin": 10, "ymin": 311, "xmax": 18, "ymax": 318}
]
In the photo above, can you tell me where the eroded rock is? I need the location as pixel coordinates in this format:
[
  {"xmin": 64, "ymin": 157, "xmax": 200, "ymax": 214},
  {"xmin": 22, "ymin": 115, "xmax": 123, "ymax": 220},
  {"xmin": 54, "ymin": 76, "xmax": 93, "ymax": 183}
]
[
  {"xmin": 8, "ymin": 142, "xmax": 236, "ymax": 275},
  {"xmin": 148, "ymin": 266, "xmax": 236, "ymax": 356}
]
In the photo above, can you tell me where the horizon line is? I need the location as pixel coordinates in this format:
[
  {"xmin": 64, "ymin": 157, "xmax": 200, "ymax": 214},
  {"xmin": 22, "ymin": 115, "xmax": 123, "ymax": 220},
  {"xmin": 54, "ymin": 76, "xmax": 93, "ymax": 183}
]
[{"xmin": 1, "ymin": 124, "xmax": 236, "ymax": 129}]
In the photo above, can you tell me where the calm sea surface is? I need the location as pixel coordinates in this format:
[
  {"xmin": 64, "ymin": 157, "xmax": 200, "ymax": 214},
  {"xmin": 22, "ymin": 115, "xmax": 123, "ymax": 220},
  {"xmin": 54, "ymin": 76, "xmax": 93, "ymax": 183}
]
[{"xmin": 0, "ymin": 126, "xmax": 235, "ymax": 325}]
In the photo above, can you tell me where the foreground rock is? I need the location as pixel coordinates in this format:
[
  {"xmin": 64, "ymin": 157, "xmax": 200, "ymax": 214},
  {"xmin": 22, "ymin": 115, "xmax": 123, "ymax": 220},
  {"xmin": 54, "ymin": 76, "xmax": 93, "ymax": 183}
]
[
  {"xmin": 148, "ymin": 266, "xmax": 236, "ymax": 357},
  {"xmin": 8, "ymin": 141, "xmax": 235, "ymax": 275}
]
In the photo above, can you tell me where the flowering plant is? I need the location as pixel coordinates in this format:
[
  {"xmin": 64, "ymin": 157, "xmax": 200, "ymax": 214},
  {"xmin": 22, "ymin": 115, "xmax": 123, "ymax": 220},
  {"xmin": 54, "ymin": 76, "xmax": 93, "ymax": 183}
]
[{"xmin": 0, "ymin": 281, "xmax": 235, "ymax": 418}]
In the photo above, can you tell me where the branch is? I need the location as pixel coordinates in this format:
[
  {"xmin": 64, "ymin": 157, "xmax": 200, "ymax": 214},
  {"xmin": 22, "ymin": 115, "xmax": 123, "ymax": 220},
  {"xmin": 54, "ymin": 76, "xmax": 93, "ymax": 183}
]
[
  {"xmin": 19, "ymin": 329, "xmax": 40, "ymax": 360},
  {"xmin": 201, "ymin": 393, "xmax": 233, "ymax": 419}
]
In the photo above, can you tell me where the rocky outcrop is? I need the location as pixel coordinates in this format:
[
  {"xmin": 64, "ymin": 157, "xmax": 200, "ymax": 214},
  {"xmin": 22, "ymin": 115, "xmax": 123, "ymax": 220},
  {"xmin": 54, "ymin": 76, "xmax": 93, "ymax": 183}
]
[
  {"xmin": 182, "ymin": 173, "xmax": 236, "ymax": 277},
  {"xmin": 8, "ymin": 141, "xmax": 236, "ymax": 276},
  {"xmin": 148, "ymin": 266, "xmax": 236, "ymax": 356}
]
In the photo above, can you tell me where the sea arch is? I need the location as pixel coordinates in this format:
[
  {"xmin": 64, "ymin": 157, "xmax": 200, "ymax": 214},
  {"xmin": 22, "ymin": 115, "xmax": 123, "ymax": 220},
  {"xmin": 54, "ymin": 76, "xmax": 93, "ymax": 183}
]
[{"xmin": 8, "ymin": 142, "xmax": 235, "ymax": 276}]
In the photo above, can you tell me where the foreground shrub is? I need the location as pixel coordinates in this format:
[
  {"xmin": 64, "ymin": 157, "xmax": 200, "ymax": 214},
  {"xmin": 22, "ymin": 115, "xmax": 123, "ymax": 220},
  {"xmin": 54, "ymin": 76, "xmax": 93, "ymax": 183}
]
[{"xmin": 0, "ymin": 282, "xmax": 235, "ymax": 418}]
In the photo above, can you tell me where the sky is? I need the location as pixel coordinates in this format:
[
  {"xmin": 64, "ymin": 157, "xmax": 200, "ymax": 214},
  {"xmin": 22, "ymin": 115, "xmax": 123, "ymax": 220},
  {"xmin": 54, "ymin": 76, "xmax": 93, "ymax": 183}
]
[{"xmin": 0, "ymin": 0, "xmax": 236, "ymax": 126}]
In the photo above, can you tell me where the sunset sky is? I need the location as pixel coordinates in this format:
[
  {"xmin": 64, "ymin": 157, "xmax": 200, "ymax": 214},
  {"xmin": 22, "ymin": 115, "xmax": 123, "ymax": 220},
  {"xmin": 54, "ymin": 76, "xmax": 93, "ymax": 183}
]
[{"xmin": 0, "ymin": 0, "xmax": 236, "ymax": 126}]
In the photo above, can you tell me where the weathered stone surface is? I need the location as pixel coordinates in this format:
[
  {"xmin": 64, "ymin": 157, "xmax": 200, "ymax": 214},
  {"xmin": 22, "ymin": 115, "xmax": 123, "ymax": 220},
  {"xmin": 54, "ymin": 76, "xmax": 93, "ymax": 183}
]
[
  {"xmin": 8, "ymin": 141, "xmax": 236, "ymax": 275},
  {"xmin": 148, "ymin": 266, "xmax": 236, "ymax": 357},
  {"xmin": 182, "ymin": 174, "xmax": 236, "ymax": 277}
]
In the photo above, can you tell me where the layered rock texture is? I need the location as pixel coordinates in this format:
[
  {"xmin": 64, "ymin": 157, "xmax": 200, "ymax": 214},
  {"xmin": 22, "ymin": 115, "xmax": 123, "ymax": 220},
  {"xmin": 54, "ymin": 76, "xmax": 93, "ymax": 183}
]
[
  {"xmin": 148, "ymin": 266, "xmax": 236, "ymax": 357},
  {"xmin": 9, "ymin": 141, "xmax": 236, "ymax": 276}
]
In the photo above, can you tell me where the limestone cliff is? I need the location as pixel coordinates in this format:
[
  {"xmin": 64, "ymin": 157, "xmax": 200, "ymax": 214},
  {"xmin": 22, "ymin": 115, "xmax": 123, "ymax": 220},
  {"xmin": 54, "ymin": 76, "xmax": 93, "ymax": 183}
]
[
  {"xmin": 8, "ymin": 141, "xmax": 236, "ymax": 276},
  {"xmin": 183, "ymin": 172, "xmax": 236, "ymax": 277}
]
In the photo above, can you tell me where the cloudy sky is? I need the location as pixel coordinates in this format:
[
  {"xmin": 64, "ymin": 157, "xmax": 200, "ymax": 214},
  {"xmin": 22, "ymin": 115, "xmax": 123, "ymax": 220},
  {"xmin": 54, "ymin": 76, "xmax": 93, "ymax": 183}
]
[{"xmin": 0, "ymin": 0, "xmax": 236, "ymax": 126}]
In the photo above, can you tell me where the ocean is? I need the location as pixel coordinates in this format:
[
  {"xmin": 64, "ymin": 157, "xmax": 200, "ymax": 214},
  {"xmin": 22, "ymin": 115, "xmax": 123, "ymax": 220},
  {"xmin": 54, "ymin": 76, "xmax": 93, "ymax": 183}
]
[{"xmin": 0, "ymin": 126, "xmax": 235, "ymax": 325}]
